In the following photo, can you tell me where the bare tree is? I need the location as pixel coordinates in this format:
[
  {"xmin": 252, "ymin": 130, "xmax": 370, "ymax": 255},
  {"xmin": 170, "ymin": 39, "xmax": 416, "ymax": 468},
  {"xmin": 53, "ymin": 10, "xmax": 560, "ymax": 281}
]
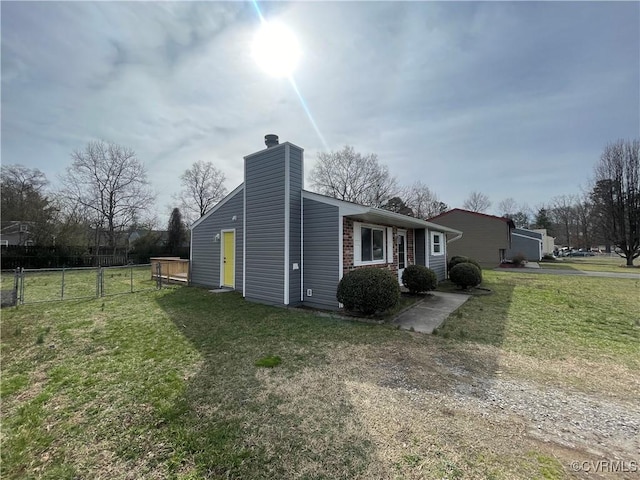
[
  {"xmin": 309, "ymin": 145, "xmax": 397, "ymax": 207},
  {"xmin": 576, "ymin": 196, "xmax": 596, "ymax": 249},
  {"xmin": 590, "ymin": 139, "xmax": 640, "ymax": 265},
  {"xmin": 50, "ymin": 193, "xmax": 93, "ymax": 247},
  {"xmin": 60, "ymin": 140, "xmax": 155, "ymax": 253},
  {"xmin": 463, "ymin": 191, "xmax": 491, "ymax": 213},
  {"xmin": 1, "ymin": 164, "xmax": 56, "ymax": 245},
  {"xmin": 401, "ymin": 181, "xmax": 448, "ymax": 219},
  {"xmin": 178, "ymin": 160, "xmax": 227, "ymax": 224},
  {"xmin": 497, "ymin": 197, "xmax": 518, "ymax": 217},
  {"xmin": 497, "ymin": 198, "xmax": 532, "ymax": 228},
  {"xmin": 550, "ymin": 194, "xmax": 580, "ymax": 247}
]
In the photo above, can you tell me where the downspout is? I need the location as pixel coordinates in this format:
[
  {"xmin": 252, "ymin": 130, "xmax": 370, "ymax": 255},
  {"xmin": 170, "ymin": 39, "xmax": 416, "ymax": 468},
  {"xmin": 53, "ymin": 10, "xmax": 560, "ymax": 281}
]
[
  {"xmin": 445, "ymin": 232, "xmax": 463, "ymax": 278},
  {"xmin": 188, "ymin": 223, "xmax": 193, "ymax": 285}
]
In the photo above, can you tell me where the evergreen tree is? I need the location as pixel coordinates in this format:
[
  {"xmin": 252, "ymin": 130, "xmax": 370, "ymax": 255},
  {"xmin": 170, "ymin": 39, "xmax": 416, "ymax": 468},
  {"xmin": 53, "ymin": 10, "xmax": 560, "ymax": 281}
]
[{"xmin": 167, "ymin": 208, "xmax": 186, "ymax": 255}]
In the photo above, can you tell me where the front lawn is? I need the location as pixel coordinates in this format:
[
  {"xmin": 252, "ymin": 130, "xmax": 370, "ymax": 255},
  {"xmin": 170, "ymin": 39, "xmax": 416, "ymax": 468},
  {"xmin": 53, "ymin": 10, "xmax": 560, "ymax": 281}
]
[
  {"xmin": 436, "ymin": 270, "xmax": 639, "ymax": 368},
  {"xmin": 2, "ymin": 271, "xmax": 638, "ymax": 479},
  {"xmin": 539, "ymin": 255, "xmax": 638, "ymax": 272}
]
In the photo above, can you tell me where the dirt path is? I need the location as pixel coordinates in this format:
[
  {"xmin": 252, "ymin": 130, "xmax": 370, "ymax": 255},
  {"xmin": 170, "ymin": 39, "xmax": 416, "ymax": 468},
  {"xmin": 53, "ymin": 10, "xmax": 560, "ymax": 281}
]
[
  {"xmin": 255, "ymin": 340, "xmax": 639, "ymax": 478},
  {"xmin": 352, "ymin": 341, "xmax": 638, "ymax": 478},
  {"xmin": 372, "ymin": 341, "xmax": 639, "ymax": 476}
]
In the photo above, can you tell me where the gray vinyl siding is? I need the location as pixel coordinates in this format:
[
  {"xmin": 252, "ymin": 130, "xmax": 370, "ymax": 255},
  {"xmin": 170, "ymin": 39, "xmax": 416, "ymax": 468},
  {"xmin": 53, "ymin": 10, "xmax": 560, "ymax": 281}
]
[
  {"xmin": 288, "ymin": 146, "xmax": 303, "ymax": 305},
  {"xmin": 427, "ymin": 230, "xmax": 447, "ymax": 280},
  {"xmin": 415, "ymin": 229, "xmax": 426, "ymax": 266},
  {"xmin": 245, "ymin": 146, "xmax": 286, "ymax": 305},
  {"xmin": 302, "ymin": 199, "xmax": 339, "ymax": 310},
  {"xmin": 190, "ymin": 188, "xmax": 244, "ymax": 289},
  {"xmin": 428, "ymin": 253, "xmax": 447, "ymax": 281},
  {"xmin": 508, "ymin": 229, "xmax": 542, "ymax": 261}
]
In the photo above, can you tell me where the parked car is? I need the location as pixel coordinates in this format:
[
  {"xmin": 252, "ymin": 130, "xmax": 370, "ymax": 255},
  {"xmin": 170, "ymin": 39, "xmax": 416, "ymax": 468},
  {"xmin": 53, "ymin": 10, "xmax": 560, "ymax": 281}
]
[{"xmin": 568, "ymin": 251, "xmax": 595, "ymax": 257}]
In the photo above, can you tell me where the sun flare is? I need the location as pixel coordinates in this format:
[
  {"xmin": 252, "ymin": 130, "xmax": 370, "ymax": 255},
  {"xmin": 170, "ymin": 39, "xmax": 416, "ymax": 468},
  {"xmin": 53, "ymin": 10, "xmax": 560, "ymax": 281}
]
[{"xmin": 251, "ymin": 21, "xmax": 301, "ymax": 78}]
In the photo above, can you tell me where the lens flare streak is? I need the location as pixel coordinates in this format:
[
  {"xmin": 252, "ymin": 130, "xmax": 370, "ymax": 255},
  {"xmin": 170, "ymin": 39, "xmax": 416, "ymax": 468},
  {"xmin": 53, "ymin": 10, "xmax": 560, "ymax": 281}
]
[{"xmin": 251, "ymin": 0, "xmax": 328, "ymax": 151}]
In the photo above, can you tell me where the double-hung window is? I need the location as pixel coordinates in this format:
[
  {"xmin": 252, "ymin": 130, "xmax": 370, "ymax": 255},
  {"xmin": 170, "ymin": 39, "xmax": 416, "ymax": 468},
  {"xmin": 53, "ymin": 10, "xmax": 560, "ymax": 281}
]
[{"xmin": 431, "ymin": 232, "xmax": 444, "ymax": 256}]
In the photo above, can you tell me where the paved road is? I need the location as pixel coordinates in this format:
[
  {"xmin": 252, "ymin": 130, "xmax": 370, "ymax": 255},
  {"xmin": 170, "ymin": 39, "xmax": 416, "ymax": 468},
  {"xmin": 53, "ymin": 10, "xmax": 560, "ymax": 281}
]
[{"xmin": 495, "ymin": 267, "xmax": 640, "ymax": 280}]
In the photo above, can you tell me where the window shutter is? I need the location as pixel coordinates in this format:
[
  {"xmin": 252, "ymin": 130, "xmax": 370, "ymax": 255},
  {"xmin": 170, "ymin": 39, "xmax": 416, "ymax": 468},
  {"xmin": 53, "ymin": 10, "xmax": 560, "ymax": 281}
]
[
  {"xmin": 386, "ymin": 227, "xmax": 393, "ymax": 263},
  {"xmin": 353, "ymin": 222, "xmax": 361, "ymax": 265}
]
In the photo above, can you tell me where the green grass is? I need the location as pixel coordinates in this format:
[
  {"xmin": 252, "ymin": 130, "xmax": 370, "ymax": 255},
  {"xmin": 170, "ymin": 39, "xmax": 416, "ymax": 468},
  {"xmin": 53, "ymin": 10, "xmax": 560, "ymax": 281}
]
[
  {"xmin": 539, "ymin": 255, "xmax": 638, "ymax": 273},
  {"xmin": 3, "ymin": 265, "xmax": 156, "ymax": 304},
  {"xmin": 2, "ymin": 274, "xmax": 638, "ymax": 479},
  {"xmin": 436, "ymin": 270, "xmax": 640, "ymax": 368},
  {"xmin": 1, "ymin": 288, "xmax": 396, "ymax": 479},
  {"xmin": 254, "ymin": 355, "xmax": 282, "ymax": 368}
]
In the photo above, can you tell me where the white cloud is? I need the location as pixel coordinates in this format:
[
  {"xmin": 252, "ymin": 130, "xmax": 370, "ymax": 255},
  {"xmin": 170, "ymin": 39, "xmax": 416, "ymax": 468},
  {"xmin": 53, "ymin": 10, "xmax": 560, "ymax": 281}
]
[{"xmin": 2, "ymin": 1, "xmax": 638, "ymax": 221}]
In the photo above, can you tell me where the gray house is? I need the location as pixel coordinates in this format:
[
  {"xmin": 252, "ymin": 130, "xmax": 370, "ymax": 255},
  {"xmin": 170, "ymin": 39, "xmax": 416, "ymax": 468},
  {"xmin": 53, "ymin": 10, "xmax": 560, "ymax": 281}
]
[
  {"xmin": 190, "ymin": 135, "xmax": 462, "ymax": 310},
  {"xmin": 508, "ymin": 228, "xmax": 543, "ymax": 261}
]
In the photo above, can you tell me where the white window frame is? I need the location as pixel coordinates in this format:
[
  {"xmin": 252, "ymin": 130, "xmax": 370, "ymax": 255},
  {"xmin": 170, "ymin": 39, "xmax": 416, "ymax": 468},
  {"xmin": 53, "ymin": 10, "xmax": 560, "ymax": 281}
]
[
  {"xmin": 430, "ymin": 231, "xmax": 444, "ymax": 256},
  {"xmin": 353, "ymin": 222, "xmax": 388, "ymax": 266}
]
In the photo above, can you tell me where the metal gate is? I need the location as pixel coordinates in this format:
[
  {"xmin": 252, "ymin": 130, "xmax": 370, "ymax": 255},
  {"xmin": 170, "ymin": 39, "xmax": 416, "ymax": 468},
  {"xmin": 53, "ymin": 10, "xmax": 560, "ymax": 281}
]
[{"xmin": 6, "ymin": 264, "xmax": 165, "ymax": 305}]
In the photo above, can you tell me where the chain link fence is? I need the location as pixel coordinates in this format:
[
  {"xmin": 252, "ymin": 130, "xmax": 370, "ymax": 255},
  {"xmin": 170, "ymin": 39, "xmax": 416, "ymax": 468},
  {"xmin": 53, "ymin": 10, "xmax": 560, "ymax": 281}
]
[{"xmin": 1, "ymin": 263, "xmax": 185, "ymax": 306}]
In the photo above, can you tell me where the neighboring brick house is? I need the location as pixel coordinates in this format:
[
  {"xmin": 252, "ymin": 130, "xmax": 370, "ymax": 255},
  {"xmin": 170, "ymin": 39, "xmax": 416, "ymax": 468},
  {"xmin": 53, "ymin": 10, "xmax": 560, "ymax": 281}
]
[
  {"xmin": 190, "ymin": 135, "xmax": 462, "ymax": 310},
  {"xmin": 428, "ymin": 209, "xmax": 516, "ymax": 266}
]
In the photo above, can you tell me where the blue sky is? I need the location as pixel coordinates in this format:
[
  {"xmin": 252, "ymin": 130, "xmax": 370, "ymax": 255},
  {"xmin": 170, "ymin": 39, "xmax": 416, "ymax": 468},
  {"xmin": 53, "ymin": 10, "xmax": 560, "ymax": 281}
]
[{"xmin": 2, "ymin": 1, "xmax": 638, "ymax": 222}]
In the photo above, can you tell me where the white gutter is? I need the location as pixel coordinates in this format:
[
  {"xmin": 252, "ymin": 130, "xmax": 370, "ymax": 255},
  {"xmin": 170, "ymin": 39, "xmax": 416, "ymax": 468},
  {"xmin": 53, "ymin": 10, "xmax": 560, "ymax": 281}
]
[{"xmin": 447, "ymin": 232, "xmax": 463, "ymax": 243}]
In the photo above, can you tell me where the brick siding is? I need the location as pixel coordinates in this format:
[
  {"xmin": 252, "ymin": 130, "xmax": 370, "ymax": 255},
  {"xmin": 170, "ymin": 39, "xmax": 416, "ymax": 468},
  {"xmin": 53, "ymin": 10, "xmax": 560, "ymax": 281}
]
[{"xmin": 342, "ymin": 217, "xmax": 415, "ymax": 276}]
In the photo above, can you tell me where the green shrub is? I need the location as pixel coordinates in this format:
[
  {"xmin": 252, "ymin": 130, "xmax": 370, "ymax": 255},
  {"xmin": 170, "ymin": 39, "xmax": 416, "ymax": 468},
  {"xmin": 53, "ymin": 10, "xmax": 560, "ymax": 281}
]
[
  {"xmin": 448, "ymin": 255, "xmax": 482, "ymax": 272},
  {"xmin": 402, "ymin": 265, "xmax": 437, "ymax": 294},
  {"xmin": 449, "ymin": 263, "xmax": 482, "ymax": 290},
  {"xmin": 337, "ymin": 268, "xmax": 400, "ymax": 314}
]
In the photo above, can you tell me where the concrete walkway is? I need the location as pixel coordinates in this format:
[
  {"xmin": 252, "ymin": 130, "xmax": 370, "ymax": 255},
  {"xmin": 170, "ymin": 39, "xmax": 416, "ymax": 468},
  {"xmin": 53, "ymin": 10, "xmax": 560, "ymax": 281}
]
[{"xmin": 392, "ymin": 291, "xmax": 470, "ymax": 334}]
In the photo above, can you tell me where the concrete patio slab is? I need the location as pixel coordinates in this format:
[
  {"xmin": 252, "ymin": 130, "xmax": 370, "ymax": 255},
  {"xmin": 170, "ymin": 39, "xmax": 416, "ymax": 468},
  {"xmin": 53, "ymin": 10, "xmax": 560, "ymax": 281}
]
[
  {"xmin": 208, "ymin": 288, "xmax": 234, "ymax": 294},
  {"xmin": 392, "ymin": 291, "xmax": 471, "ymax": 334}
]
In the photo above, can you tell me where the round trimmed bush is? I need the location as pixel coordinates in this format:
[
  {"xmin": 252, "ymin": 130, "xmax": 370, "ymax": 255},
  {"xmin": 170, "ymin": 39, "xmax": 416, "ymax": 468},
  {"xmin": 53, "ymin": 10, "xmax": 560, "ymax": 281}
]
[
  {"xmin": 448, "ymin": 255, "xmax": 482, "ymax": 272},
  {"xmin": 448, "ymin": 255, "xmax": 467, "ymax": 268},
  {"xmin": 337, "ymin": 268, "xmax": 400, "ymax": 314},
  {"xmin": 449, "ymin": 263, "xmax": 482, "ymax": 289},
  {"xmin": 402, "ymin": 265, "xmax": 437, "ymax": 294}
]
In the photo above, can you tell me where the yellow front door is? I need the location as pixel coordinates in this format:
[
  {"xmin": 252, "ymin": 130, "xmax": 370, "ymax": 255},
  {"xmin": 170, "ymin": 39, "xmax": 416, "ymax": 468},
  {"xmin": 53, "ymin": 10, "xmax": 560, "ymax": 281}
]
[{"xmin": 223, "ymin": 231, "xmax": 235, "ymax": 287}]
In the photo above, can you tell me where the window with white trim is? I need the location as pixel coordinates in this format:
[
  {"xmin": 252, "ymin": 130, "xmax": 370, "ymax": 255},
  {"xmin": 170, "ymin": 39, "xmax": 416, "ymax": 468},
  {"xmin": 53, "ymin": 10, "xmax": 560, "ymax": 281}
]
[
  {"xmin": 353, "ymin": 222, "xmax": 391, "ymax": 265},
  {"xmin": 431, "ymin": 231, "xmax": 444, "ymax": 256}
]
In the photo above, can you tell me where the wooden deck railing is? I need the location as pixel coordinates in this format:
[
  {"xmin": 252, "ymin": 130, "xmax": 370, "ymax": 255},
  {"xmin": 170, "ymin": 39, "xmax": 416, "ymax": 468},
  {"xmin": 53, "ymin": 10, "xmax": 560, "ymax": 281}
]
[{"xmin": 150, "ymin": 257, "xmax": 189, "ymax": 284}]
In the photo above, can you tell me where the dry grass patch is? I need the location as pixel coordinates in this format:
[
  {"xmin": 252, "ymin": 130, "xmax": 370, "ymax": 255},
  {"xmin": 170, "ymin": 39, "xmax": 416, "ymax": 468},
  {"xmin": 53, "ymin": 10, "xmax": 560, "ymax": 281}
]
[{"xmin": 2, "ymin": 279, "xmax": 638, "ymax": 479}]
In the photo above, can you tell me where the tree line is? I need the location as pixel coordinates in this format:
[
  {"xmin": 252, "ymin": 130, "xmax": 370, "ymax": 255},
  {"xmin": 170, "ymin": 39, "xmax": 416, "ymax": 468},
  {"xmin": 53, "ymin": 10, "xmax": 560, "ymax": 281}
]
[
  {"xmin": 1, "ymin": 140, "xmax": 226, "ymax": 258},
  {"xmin": 2, "ymin": 138, "xmax": 638, "ymax": 266},
  {"xmin": 310, "ymin": 141, "xmax": 639, "ymax": 266}
]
